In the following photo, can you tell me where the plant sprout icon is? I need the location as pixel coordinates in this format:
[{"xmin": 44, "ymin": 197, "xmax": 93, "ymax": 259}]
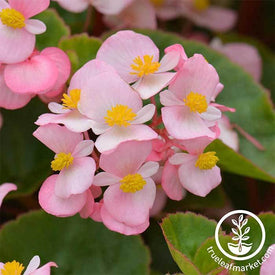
[{"xmin": 227, "ymin": 214, "xmax": 253, "ymax": 256}]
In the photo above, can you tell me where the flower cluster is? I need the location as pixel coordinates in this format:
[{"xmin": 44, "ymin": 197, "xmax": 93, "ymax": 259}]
[
  {"xmin": 0, "ymin": 0, "xmax": 71, "ymax": 111},
  {"xmin": 33, "ymin": 30, "xmax": 236, "ymax": 235}
]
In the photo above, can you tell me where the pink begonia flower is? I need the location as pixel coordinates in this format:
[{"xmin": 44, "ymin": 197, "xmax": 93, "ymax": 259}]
[
  {"xmin": 93, "ymin": 141, "xmax": 159, "ymax": 235},
  {"xmin": 0, "ymin": 255, "xmax": 57, "ymax": 275},
  {"xmin": 103, "ymin": 0, "xmax": 157, "ymax": 30},
  {"xmin": 0, "ymin": 0, "xmax": 49, "ymax": 64},
  {"xmin": 160, "ymin": 54, "xmax": 222, "ymax": 140},
  {"xmin": 211, "ymin": 38, "xmax": 262, "ymax": 82},
  {"xmin": 164, "ymin": 44, "xmax": 188, "ymax": 71},
  {"xmin": 77, "ymin": 69, "xmax": 158, "ymax": 153},
  {"xmin": 0, "ymin": 66, "xmax": 34, "ymax": 110},
  {"xmin": 35, "ymin": 60, "xmax": 115, "ymax": 133},
  {"xmin": 179, "ymin": 0, "xmax": 237, "ymax": 32},
  {"xmin": 169, "ymin": 136, "xmax": 221, "ymax": 197},
  {"xmin": 4, "ymin": 47, "xmax": 71, "ymax": 96},
  {"xmin": 218, "ymin": 115, "xmax": 239, "ymax": 151},
  {"xmin": 33, "ymin": 124, "xmax": 96, "ymax": 198},
  {"xmin": 260, "ymin": 244, "xmax": 275, "ymax": 275},
  {"xmin": 96, "ymin": 30, "xmax": 180, "ymax": 99},
  {"xmin": 0, "ymin": 182, "xmax": 17, "ymax": 208},
  {"xmin": 53, "ymin": 0, "xmax": 134, "ymax": 15}
]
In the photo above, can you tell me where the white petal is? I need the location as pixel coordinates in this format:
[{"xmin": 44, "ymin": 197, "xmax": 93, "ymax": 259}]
[
  {"xmin": 132, "ymin": 104, "xmax": 155, "ymax": 124},
  {"xmin": 25, "ymin": 19, "xmax": 46, "ymax": 34},
  {"xmin": 138, "ymin": 161, "xmax": 159, "ymax": 178}
]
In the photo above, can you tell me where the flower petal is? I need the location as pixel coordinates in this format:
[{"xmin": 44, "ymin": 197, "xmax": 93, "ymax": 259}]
[
  {"xmin": 93, "ymin": 172, "xmax": 121, "ymax": 187},
  {"xmin": 25, "ymin": 19, "xmax": 46, "ymax": 34},
  {"xmin": 92, "ymin": 0, "xmax": 133, "ymax": 15},
  {"xmin": 23, "ymin": 256, "xmax": 40, "ymax": 274},
  {"xmin": 72, "ymin": 140, "xmax": 94, "ymax": 158},
  {"xmin": 158, "ymin": 51, "xmax": 180, "ymax": 73},
  {"xmin": 31, "ymin": 262, "xmax": 57, "ymax": 275},
  {"xmin": 0, "ymin": 183, "xmax": 17, "ymax": 208},
  {"xmin": 260, "ymin": 244, "xmax": 275, "ymax": 275},
  {"xmin": 199, "ymin": 105, "xmax": 221, "ymax": 121},
  {"xmin": 132, "ymin": 104, "xmax": 155, "ymax": 124},
  {"xmin": 160, "ymin": 89, "xmax": 184, "ymax": 106},
  {"xmin": 53, "ymin": 0, "xmax": 88, "ymax": 13},
  {"xmin": 137, "ymin": 161, "xmax": 159, "ymax": 178},
  {"xmin": 79, "ymin": 189, "xmax": 94, "ymax": 219}
]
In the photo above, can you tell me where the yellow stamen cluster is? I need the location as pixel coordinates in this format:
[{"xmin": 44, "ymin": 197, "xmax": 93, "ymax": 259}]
[
  {"xmin": 1, "ymin": 261, "xmax": 24, "ymax": 275},
  {"xmin": 195, "ymin": 151, "xmax": 219, "ymax": 170},
  {"xmin": 104, "ymin": 104, "xmax": 136, "ymax": 127},
  {"xmin": 62, "ymin": 89, "xmax": 81, "ymax": 109},
  {"xmin": 120, "ymin": 173, "xmax": 147, "ymax": 193},
  {"xmin": 51, "ymin": 152, "xmax": 74, "ymax": 171},
  {"xmin": 184, "ymin": 92, "xmax": 208, "ymax": 113},
  {"xmin": 194, "ymin": 0, "xmax": 210, "ymax": 11},
  {"xmin": 150, "ymin": 0, "xmax": 165, "ymax": 7},
  {"xmin": 0, "ymin": 8, "xmax": 25, "ymax": 29},
  {"xmin": 130, "ymin": 55, "xmax": 161, "ymax": 77}
]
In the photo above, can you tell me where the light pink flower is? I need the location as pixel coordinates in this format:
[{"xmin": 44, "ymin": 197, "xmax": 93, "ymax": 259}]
[
  {"xmin": 54, "ymin": 0, "xmax": 133, "ymax": 15},
  {"xmin": 0, "ymin": 255, "xmax": 57, "ymax": 275},
  {"xmin": 211, "ymin": 39, "xmax": 262, "ymax": 82},
  {"xmin": 36, "ymin": 60, "xmax": 114, "ymax": 133},
  {"xmin": 77, "ymin": 68, "xmax": 157, "ymax": 153},
  {"xmin": 160, "ymin": 54, "xmax": 222, "ymax": 140},
  {"xmin": 96, "ymin": 30, "xmax": 180, "ymax": 99},
  {"xmin": 103, "ymin": 0, "xmax": 157, "ymax": 30},
  {"xmin": 33, "ymin": 124, "xmax": 96, "ymax": 198},
  {"xmin": 0, "ymin": 0, "xmax": 49, "ymax": 64},
  {"xmin": 169, "ymin": 136, "xmax": 221, "ymax": 197},
  {"xmin": 93, "ymin": 140, "xmax": 159, "ymax": 235},
  {"xmin": 0, "ymin": 182, "xmax": 17, "ymax": 208},
  {"xmin": 260, "ymin": 244, "xmax": 275, "ymax": 275}
]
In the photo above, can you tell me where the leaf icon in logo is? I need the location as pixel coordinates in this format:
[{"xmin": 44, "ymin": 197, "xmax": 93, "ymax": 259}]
[
  {"xmin": 239, "ymin": 215, "xmax": 243, "ymax": 223},
  {"xmin": 232, "ymin": 219, "xmax": 238, "ymax": 226}
]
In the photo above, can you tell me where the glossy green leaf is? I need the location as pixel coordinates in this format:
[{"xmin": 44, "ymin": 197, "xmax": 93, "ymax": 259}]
[
  {"xmin": 136, "ymin": 30, "xmax": 275, "ymax": 183},
  {"xmin": 0, "ymin": 98, "xmax": 52, "ymax": 196},
  {"xmin": 34, "ymin": 9, "xmax": 70, "ymax": 50},
  {"xmin": 59, "ymin": 34, "xmax": 102, "ymax": 72},
  {"xmin": 0, "ymin": 210, "xmax": 150, "ymax": 275}
]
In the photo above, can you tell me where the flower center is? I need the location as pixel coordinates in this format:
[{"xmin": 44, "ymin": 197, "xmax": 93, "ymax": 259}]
[
  {"xmin": 150, "ymin": 0, "xmax": 164, "ymax": 7},
  {"xmin": 120, "ymin": 173, "xmax": 147, "ymax": 193},
  {"xmin": 104, "ymin": 104, "xmax": 136, "ymax": 127},
  {"xmin": 195, "ymin": 151, "xmax": 219, "ymax": 170},
  {"xmin": 130, "ymin": 55, "xmax": 161, "ymax": 77},
  {"xmin": 62, "ymin": 89, "xmax": 81, "ymax": 109},
  {"xmin": 184, "ymin": 92, "xmax": 208, "ymax": 113},
  {"xmin": 51, "ymin": 152, "xmax": 74, "ymax": 171},
  {"xmin": 194, "ymin": 0, "xmax": 210, "ymax": 11},
  {"xmin": 0, "ymin": 8, "xmax": 25, "ymax": 29},
  {"xmin": 1, "ymin": 261, "xmax": 24, "ymax": 275}
]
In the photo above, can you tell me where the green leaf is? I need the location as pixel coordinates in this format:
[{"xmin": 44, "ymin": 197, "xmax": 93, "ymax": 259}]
[
  {"xmin": 136, "ymin": 30, "xmax": 275, "ymax": 183},
  {"xmin": 34, "ymin": 9, "xmax": 70, "ymax": 50},
  {"xmin": 160, "ymin": 212, "xmax": 217, "ymax": 274},
  {"xmin": 0, "ymin": 98, "xmax": 52, "ymax": 196},
  {"xmin": 59, "ymin": 34, "xmax": 102, "ymax": 72},
  {"xmin": 0, "ymin": 210, "xmax": 150, "ymax": 275}
]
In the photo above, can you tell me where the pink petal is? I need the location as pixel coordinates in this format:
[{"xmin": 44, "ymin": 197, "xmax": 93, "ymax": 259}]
[
  {"xmin": 4, "ymin": 55, "xmax": 58, "ymax": 94},
  {"xmin": 132, "ymin": 104, "xmax": 155, "ymax": 124},
  {"xmin": 31, "ymin": 262, "xmax": 57, "ymax": 275},
  {"xmin": 132, "ymin": 72, "xmax": 176, "ymax": 99},
  {"xmin": 9, "ymin": 0, "xmax": 50, "ymax": 18},
  {"xmin": 0, "ymin": 25, "xmax": 35, "ymax": 64},
  {"xmin": 164, "ymin": 44, "xmax": 188, "ymax": 71},
  {"xmin": 158, "ymin": 51, "xmax": 180, "ymax": 73},
  {"xmin": 155, "ymin": 0, "xmax": 182, "ymax": 20},
  {"xmin": 103, "ymin": 178, "xmax": 156, "ymax": 226},
  {"xmin": 99, "ymin": 140, "xmax": 152, "ymax": 177},
  {"xmin": 92, "ymin": 0, "xmax": 133, "ymax": 15},
  {"xmin": 212, "ymin": 83, "xmax": 224, "ymax": 100},
  {"xmin": 24, "ymin": 255, "xmax": 40, "ymax": 274},
  {"xmin": 0, "ymin": 183, "xmax": 17, "ymax": 208},
  {"xmin": 169, "ymin": 153, "xmax": 196, "ymax": 165},
  {"xmin": 72, "ymin": 140, "xmax": 94, "ymax": 158},
  {"xmin": 137, "ymin": 161, "xmax": 159, "ymax": 178},
  {"xmin": 95, "ymin": 124, "xmax": 157, "ymax": 153},
  {"xmin": 88, "ymin": 120, "xmax": 110, "ymax": 135},
  {"xmin": 90, "ymin": 186, "xmax": 102, "ymax": 199},
  {"xmin": 25, "ymin": 19, "xmax": 46, "ymax": 34},
  {"xmin": 33, "ymin": 124, "xmax": 83, "ymax": 154},
  {"xmin": 260, "ymin": 244, "xmax": 275, "ymax": 275},
  {"xmin": 39, "ymin": 175, "xmax": 87, "ymax": 217},
  {"xmin": 211, "ymin": 103, "xmax": 235, "ymax": 113},
  {"xmin": 149, "ymin": 186, "xmax": 167, "ymax": 217},
  {"xmin": 79, "ymin": 189, "xmax": 94, "ymax": 219},
  {"xmin": 199, "ymin": 105, "xmax": 221, "ymax": 122},
  {"xmin": 41, "ymin": 47, "xmax": 71, "ymax": 93},
  {"xmin": 0, "ymin": 0, "xmax": 9, "ymax": 9},
  {"xmin": 90, "ymin": 201, "xmax": 103, "ymax": 222},
  {"xmin": 101, "ymin": 205, "xmax": 149, "ymax": 235},
  {"xmin": 162, "ymin": 161, "xmax": 185, "ymax": 201},
  {"xmin": 162, "ymin": 106, "xmax": 216, "ymax": 140},
  {"xmin": 53, "ymin": 0, "xmax": 89, "ymax": 13},
  {"xmin": 55, "ymin": 157, "xmax": 95, "ymax": 198},
  {"xmin": 96, "ymin": 30, "xmax": 159, "ymax": 83},
  {"xmin": 160, "ymin": 89, "xmax": 184, "ymax": 106},
  {"xmin": 178, "ymin": 158, "xmax": 221, "ymax": 197},
  {"xmin": 48, "ymin": 102, "xmax": 69, "ymax": 114},
  {"xmin": 93, "ymin": 172, "xmax": 121, "ymax": 187}
]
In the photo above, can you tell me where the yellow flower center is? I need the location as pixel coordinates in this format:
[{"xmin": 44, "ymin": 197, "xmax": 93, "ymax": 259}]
[
  {"xmin": 62, "ymin": 89, "xmax": 81, "ymax": 109},
  {"xmin": 195, "ymin": 151, "xmax": 219, "ymax": 170},
  {"xmin": 150, "ymin": 0, "xmax": 164, "ymax": 7},
  {"xmin": 0, "ymin": 8, "xmax": 25, "ymax": 29},
  {"xmin": 1, "ymin": 261, "xmax": 24, "ymax": 275},
  {"xmin": 194, "ymin": 0, "xmax": 210, "ymax": 11},
  {"xmin": 51, "ymin": 152, "xmax": 74, "ymax": 171},
  {"xmin": 104, "ymin": 104, "xmax": 136, "ymax": 127},
  {"xmin": 184, "ymin": 92, "xmax": 208, "ymax": 113},
  {"xmin": 120, "ymin": 173, "xmax": 147, "ymax": 193},
  {"xmin": 130, "ymin": 55, "xmax": 161, "ymax": 77}
]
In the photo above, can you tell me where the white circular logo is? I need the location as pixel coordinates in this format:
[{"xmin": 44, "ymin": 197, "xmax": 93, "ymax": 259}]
[{"xmin": 215, "ymin": 210, "xmax": 265, "ymax": 261}]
